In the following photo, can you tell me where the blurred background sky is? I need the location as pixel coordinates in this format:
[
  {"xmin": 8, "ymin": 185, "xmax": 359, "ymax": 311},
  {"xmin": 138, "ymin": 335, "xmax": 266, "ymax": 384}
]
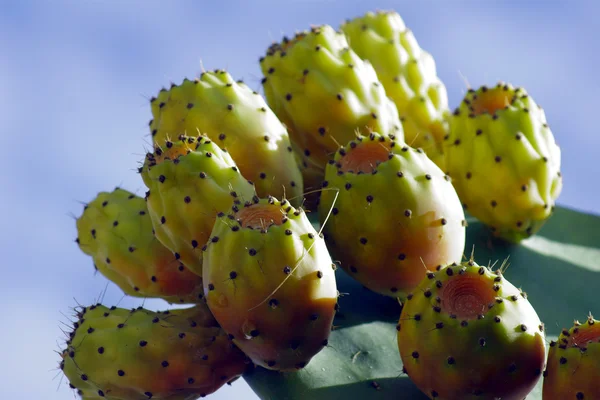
[{"xmin": 1, "ymin": 1, "xmax": 598, "ymax": 398}]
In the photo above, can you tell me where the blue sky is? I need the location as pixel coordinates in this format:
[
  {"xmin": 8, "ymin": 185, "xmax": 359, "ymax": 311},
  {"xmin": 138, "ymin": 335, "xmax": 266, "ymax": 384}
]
[{"xmin": 1, "ymin": 1, "xmax": 597, "ymax": 399}]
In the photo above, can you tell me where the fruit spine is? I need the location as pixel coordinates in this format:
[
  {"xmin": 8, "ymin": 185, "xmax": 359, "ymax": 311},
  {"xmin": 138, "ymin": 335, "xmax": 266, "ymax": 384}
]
[
  {"xmin": 60, "ymin": 303, "xmax": 248, "ymax": 399},
  {"xmin": 149, "ymin": 70, "xmax": 304, "ymax": 206},
  {"xmin": 260, "ymin": 24, "xmax": 404, "ymax": 192},
  {"xmin": 318, "ymin": 132, "xmax": 465, "ymax": 298},
  {"xmin": 141, "ymin": 135, "xmax": 256, "ymax": 276},
  {"xmin": 444, "ymin": 83, "xmax": 562, "ymax": 242},
  {"xmin": 203, "ymin": 196, "xmax": 337, "ymax": 371},
  {"xmin": 398, "ymin": 261, "xmax": 546, "ymax": 399},
  {"xmin": 341, "ymin": 10, "xmax": 450, "ymax": 169},
  {"xmin": 75, "ymin": 188, "xmax": 203, "ymax": 304}
]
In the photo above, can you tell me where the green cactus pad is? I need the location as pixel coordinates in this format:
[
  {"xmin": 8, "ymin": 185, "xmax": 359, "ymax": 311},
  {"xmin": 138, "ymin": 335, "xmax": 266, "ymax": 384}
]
[
  {"xmin": 76, "ymin": 188, "xmax": 203, "ymax": 304},
  {"xmin": 260, "ymin": 24, "xmax": 404, "ymax": 192},
  {"xmin": 444, "ymin": 83, "xmax": 562, "ymax": 243},
  {"xmin": 398, "ymin": 261, "xmax": 546, "ymax": 399},
  {"xmin": 318, "ymin": 132, "xmax": 465, "ymax": 299},
  {"xmin": 203, "ymin": 196, "xmax": 338, "ymax": 371},
  {"xmin": 341, "ymin": 10, "xmax": 449, "ymax": 169},
  {"xmin": 543, "ymin": 316, "xmax": 600, "ymax": 399},
  {"xmin": 60, "ymin": 303, "xmax": 249, "ymax": 399},
  {"xmin": 149, "ymin": 71, "xmax": 303, "ymax": 205},
  {"xmin": 141, "ymin": 135, "xmax": 256, "ymax": 276}
]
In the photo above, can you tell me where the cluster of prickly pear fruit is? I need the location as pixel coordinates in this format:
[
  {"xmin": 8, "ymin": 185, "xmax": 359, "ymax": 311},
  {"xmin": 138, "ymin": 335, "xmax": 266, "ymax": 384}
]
[
  {"xmin": 57, "ymin": 7, "xmax": 578, "ymax": 400},
  {"xmin": 64, "ymin": 126, "xmax": 339, "ymax": 396},
  {"xmin": 318, "ymin": 132, "xmax": 466, "ymax": 299},
  {"xmin": 61, "ymin": 35, "xmax": 344, "ymax": 397}
]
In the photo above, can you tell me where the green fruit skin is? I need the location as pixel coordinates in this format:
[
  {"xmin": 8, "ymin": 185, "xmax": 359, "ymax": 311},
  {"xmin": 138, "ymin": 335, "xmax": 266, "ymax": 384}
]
[
  {"xmin": 61, "ymin": 303, "xmax": 249, "ymax": 400},
  {"xmin": 76, "ymin": 188, "xmax": 203, "ymax": 304},
  {"xmin": 142, "ymin": 135, "xmax": 256, "ymax": 276},
  {"xmin": 342, "ymin": 10, "xmax": 450, "ymax": 170},
  {"xmin": 398, "ymin": 262, "xmax": 546, "ymax": 400},
  {"xmin": 203, "ymin": 197, "xmax": 338, "ymax": 371},
  {"xmin": 260, "ymin": 24, "xmax": 404, "ymax": 188},
  {"xmin": 543, "ymin": 317, "xmax": 600, "ymax": 399},
  {"xmin": 318, "ymin": 132, "xmax": 465, "ymax": 299},
  {"xmin": 149, "ymin": 70, "xmax": 303, "ymax": 206},
  {"xmin": 444, "ymin": 83, "xmax": 562, "ymax": 243}
]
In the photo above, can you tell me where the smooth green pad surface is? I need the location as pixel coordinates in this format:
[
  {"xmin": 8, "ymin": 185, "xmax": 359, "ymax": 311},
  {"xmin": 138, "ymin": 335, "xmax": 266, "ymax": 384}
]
[{"xmin": 243, "ymin": 206, "xmax": 599, "ymax": 399}]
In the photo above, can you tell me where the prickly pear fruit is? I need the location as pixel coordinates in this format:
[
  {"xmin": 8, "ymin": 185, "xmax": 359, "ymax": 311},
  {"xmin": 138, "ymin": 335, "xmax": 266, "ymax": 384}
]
[
  {"xmin": 60, "ymin": 303, "xmax": 249, "ymax": 400},
  {"xmin": 318, "ymin": 132, "xmax": 465, "ymax": 299},
  {"xmin": 260, "ymin": 24, "xmax": 404, "ymax": 191},
  {"xmin": 141, "ymin": 135, "xmax": 256, "ymax": 276},
  {"xmin": 203, "ymin": 196, "xmax": 337, "ymax": 371},
  {"xmin": 543, "ymin": 315, "xmax": 600, "ymax": 399},
  {"xmin": 341, "ymin": 10, "xmax": 449, "ymax": 169},
  {"xmin": 398, "ymin": 261, "xmax": 546, "ymax": 400},
  {"xmin": 444, "ymin": 82, "xmax": 562, "ymax": 242},
  {"xmin": 149, "ymin": 70, "xmax": 303, "ymax": 205},
  {"xmin": 75, "ymin": 188, "xmax": 203, "ymax": 304}
]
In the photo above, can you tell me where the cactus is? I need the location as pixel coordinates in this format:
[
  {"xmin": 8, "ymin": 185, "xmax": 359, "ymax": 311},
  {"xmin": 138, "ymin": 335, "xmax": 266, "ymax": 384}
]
[
  {"xmin": 149, "ymin": 70, "xmax": 304, "ymax": 206},
  {"xmin": 543, "ymin": 315, "xmax": 600, "ymax": 399},
  {"xmin": 397, "ymin": 260, "xmax": 546, "ymax": 400},
  {"xmin": 141, "ymin": 135, "xmax": 256, "ymax": 276},
  {"xmin": 444, "ymin": 82, "xmax": 562, "ymax": 242},
  {"xmin": 75, "ymin": 188, "xmax": 203, "ymax": 304},
  {"xmin": 240, "ymin": 206, "xmax": 600, "ymax": 400},
  {"xmin": 260, "ymin": 24, "xmax": 404, "ymax": 194},
  {"xmin": 60, "ymin": 303, "xmax": 249, "ymax": 399},
  {"xmin": 341, "ymin": 10, "xmax": 449, "ymax": 169},
  {"xmin": 202, "ymin": 196, "xmax": 338, "ymax": 371},
  {"xmin": 318, "ymin": 132, "xmax": 465, "ymax": 299}
]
